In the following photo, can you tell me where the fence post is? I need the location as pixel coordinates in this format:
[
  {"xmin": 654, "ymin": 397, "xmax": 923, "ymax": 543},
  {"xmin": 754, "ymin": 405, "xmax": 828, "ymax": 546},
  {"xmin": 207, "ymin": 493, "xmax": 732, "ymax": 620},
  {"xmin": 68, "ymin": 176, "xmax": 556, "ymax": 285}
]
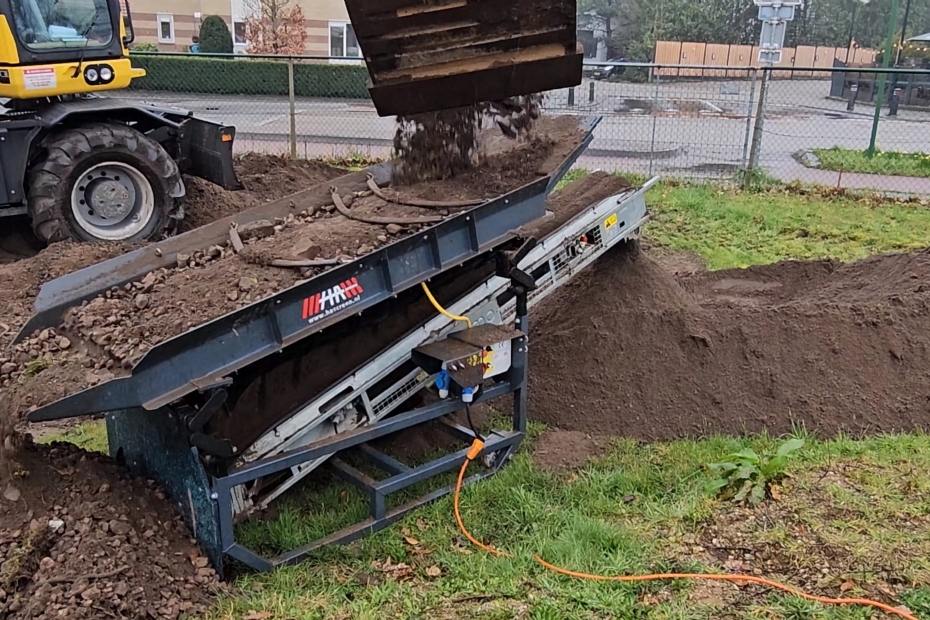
[
  {"xmin": 287, "ymin": 59, "xmax": 297, "ymax": 159},
  {"xmin": 589, "ymin": 81, "xmax": 595, "ymax": 104},
  {"xmin": 743, "ymin": 67, "xmax": 771, "ymax": 190},
  {"xmin": 740, "ymin": 68, "xmax": 758, "ymax": 178},
  {"xmin": 648, "ymin": 77, "xmax": 659, "ymax": 177},
  {"xmin": 567, "ymin": 87, "xmax": 575, "ymax": 107},
  {"xmin": 867, "ymin": 0, "xmax": 902, "ymax": 156}
]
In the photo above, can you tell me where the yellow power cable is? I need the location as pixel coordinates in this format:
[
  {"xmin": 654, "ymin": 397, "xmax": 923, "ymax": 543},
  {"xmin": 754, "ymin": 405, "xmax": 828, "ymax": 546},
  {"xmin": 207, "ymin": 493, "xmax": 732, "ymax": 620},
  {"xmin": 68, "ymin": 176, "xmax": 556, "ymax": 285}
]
[{"xmin": 421, "ymin": 282, "xmax": 472, "ymax": 328}]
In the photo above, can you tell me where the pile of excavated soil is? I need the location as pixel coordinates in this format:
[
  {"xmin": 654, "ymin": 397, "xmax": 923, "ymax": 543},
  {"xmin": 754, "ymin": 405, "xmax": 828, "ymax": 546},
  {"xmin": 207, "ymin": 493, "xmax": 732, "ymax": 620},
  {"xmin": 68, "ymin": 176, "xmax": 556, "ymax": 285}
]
[
  {"xmin": 530, "ymin": 243, "xmax": 930, "ymax": 440},
  {"xmin": 0, "ymin": 242, "xmax": 136, "ymax": 349},
  {"xmin": 180, "ymin": 153, "xmax": 346, "ymax": 231},
  {"xmin": 0, "ymin": 440, "xmax": 222, "ymax": 619},
  {"xmin": 0, "ymin": 116, "xmax": 586, "ymax": 429}
]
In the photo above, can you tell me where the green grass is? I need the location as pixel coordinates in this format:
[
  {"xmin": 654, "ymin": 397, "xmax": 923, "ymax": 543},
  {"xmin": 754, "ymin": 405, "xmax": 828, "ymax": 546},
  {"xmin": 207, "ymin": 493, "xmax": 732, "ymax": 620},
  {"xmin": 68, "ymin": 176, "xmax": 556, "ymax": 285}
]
[
  {"xmin": 35, "ymin": 420, "xmax": 108, "ymax": 454},
  {"xmin": 813, "ymin": 147, "xmax": 930, "ymax": 179},
  {"xmin": 211, "ymin": 431, "xmax": 930, "ymax": 619},
  {"xmin": 558, "ymin": 169, "xmax": 930, "ymax": 271},
  {"xmin": 644, "ymin": 180, "xmax": 930, "ymax": 269}
]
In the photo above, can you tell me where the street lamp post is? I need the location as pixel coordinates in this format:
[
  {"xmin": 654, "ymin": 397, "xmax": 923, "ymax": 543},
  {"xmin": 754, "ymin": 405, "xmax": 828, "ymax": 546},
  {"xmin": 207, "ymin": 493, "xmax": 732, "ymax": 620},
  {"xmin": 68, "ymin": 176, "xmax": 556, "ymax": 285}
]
[
  {"xmin": 895, "ymin": 0, "xmax": 913, "ymax": 66},
  {"xmin": 845, "ymin": 0, "xmax": 870, "ymax": 65},
  {"xmin": 867, "ymin": 0, "xmax": 902, "ymax": 156}
]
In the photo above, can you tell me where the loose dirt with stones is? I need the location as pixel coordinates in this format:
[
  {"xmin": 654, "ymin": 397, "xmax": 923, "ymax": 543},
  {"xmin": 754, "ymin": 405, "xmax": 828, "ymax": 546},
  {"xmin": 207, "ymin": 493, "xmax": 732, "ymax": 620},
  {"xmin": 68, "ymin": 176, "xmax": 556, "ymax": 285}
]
[
  {"xmin": 0, "ymin": 440, "xmax": 223, "ymax": 620},
  {"xmin": 180, "ymin": 153, "xmax": 346, "ymax": 231},
  {"xmin": 530, "ymin": 242, "xmax": 930, "ymax": 440}
]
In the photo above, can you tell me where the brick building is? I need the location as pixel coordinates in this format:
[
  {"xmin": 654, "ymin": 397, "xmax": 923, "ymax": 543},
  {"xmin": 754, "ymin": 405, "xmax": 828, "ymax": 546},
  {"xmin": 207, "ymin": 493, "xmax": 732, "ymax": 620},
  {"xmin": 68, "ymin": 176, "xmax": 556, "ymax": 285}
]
[{"xmin": 128, "ymin": 0, "xmax": 359, "ymax": 57}]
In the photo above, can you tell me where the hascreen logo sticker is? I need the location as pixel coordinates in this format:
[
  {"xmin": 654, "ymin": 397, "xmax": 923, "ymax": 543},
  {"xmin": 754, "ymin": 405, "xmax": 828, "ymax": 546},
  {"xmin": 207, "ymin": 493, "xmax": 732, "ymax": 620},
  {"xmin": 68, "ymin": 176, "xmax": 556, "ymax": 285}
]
[{"xmin": 301, "ymin": 277, "xmax": 364, "ymax": 324}]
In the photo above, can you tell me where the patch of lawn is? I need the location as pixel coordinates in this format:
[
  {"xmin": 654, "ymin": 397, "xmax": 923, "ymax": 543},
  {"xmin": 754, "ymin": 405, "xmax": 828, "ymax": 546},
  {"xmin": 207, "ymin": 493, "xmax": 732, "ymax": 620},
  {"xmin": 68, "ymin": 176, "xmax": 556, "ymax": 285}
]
[
  {"xmin": 35, "ymin": 420, "xmax": 108, "ymax": 454},
  {"xmin": 812, "ymin": 147, "xmax": 930, "ymax": 179},
  {"xmin": 644, "ymin": 182, "xmax": 930, "ymax": 269},
  {"xmin": 557, "ymin": 169, "xmax": 930, "ymax": 270},
  {"xmin": 210, "ymin": 432, "xmax": 930, "ymax": 619}
]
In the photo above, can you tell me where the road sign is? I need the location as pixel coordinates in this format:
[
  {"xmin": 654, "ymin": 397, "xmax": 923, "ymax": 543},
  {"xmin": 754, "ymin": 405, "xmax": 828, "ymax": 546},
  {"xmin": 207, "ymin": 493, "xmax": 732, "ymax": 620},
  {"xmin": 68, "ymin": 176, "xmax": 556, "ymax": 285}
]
[
  {"xmin": 758, "ymin": 49, "xmax": 783, "ymax": 64},
  {"xmin": 758, "ymin": 5, "xmax": 796, "ymax": 20},
  {"xmin": 759, "ymin": 19, "xmax": 788, "ymax": 49},
  {"xmin": 752, "ymin": 0, "xmax": 803, "ymax": 65}
]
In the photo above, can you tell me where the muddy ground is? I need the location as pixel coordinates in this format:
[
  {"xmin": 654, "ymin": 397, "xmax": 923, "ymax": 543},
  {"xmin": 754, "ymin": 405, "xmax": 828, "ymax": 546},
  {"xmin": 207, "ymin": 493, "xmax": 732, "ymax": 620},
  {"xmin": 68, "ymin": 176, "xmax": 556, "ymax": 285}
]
[{"xmin": 530, "ymin": 243, "xmax": 930, "ymax": 440}]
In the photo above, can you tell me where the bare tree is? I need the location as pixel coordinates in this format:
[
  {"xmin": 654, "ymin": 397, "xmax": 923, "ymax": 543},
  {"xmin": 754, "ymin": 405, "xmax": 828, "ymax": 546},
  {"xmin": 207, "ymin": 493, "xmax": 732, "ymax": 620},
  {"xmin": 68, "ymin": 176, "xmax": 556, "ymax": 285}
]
[{"xmin": 243, "ymin": 0, "xmax": 308, "ymax": 55}]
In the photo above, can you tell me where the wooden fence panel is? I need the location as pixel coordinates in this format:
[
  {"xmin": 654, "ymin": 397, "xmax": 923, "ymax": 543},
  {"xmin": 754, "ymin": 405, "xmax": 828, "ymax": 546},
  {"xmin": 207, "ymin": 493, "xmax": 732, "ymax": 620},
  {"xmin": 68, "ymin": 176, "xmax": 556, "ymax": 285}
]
[
  {"xmin": 793, "ymin": 46, "xmax": 816, "ymax": 76},
  {"xmin": 704, "ymin": 44, "xmax": 730, "ymax": 77},
  {"xmin": 679, "ymin": 42, "xmax": 706, "ymax": 77},
  {"xmin": 654, "ymin": 40, "xmax": 681, "ymax": 76},
  {"xmin": 773, "ymin": 47, "xmax": 795, "ymax": 78}
]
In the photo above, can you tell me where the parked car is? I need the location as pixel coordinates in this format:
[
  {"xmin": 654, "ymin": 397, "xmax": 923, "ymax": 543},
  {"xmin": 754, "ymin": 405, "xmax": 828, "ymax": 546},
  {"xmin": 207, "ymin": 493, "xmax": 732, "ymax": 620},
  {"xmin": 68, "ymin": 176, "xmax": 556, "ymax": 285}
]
[{"xmin": 585, "ymin": 58, "xmax": 627, "ymax": 80}]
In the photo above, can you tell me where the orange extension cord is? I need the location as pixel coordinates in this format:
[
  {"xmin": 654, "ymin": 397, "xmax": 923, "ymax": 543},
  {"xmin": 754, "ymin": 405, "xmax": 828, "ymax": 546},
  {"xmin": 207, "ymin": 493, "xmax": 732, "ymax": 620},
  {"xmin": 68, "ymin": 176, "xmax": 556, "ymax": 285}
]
[{"xmin": 454, "ymin": 439, "xmax": 919, "ymax": 620}]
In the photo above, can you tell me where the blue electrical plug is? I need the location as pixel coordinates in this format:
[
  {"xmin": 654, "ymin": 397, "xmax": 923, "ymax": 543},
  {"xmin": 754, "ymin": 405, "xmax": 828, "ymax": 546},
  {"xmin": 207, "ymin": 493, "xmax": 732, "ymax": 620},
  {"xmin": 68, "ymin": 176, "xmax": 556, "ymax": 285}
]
[{"xmin": 436, "ymin": 369, "xmax": 450, "ymax": 399}]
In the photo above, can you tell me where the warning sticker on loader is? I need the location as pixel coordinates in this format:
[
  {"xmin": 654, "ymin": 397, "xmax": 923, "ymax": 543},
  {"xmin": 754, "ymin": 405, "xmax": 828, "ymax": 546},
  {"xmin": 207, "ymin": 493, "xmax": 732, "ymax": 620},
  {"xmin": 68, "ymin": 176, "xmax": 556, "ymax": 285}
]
[
  {"xmin": 24, "ymin": 68, "xmax": 56, "ymax": 91},
  {"xmin": 604, "ymin": 213, "xmax": 618, "ymax": 230}
]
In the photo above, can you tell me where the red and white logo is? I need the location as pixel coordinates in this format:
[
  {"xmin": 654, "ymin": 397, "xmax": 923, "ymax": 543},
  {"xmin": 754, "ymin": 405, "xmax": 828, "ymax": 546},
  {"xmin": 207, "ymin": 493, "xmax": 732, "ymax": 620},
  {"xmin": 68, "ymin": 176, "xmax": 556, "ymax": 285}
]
[{"xmin": 302, "ymin": 277, "xmax": 363, "ymax": 323}]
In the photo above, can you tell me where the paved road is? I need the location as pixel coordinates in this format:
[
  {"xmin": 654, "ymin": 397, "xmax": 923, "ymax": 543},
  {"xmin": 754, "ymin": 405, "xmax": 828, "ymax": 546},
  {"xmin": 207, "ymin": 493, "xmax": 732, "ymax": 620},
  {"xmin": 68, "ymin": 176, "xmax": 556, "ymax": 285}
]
[{"xmin": 112, "ymin": 78, "xmax": 930, "ymax": 194}]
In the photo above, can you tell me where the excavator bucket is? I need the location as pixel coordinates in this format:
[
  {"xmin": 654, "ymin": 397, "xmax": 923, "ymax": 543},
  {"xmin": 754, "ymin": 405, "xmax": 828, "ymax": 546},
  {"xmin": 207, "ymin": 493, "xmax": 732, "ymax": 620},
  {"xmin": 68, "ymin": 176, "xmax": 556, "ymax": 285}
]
[{"xmin": 344, "ymin": 0, "xmax": 583, "ymax": 117}]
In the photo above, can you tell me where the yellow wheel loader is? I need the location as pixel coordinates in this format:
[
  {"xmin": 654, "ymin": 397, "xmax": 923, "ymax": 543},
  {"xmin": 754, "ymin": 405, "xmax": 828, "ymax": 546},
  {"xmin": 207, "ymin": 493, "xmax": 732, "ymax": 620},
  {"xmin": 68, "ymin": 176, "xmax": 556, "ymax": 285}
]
[
  {"xmin": 0, "ymin": 0, "xmax": 242, "ymax": 243},
  {"xmin": 0, "ymin": 0, "xmax": 582, "ymax": 244}
]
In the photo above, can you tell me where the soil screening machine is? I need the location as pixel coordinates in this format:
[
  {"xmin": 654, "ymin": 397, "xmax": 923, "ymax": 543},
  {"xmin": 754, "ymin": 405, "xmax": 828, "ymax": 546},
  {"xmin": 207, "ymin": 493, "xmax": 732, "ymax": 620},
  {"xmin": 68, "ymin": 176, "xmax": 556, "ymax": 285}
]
[{"xmin": 21, "ymin": 113, "xmax": 654, "ymax": 576}]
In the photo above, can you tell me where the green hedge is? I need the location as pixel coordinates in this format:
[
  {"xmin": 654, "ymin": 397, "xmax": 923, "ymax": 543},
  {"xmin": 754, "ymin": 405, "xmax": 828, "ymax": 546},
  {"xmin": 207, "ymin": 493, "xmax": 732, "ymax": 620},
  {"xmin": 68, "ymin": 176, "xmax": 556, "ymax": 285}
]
[{"xmin": 127, "ymin": 54, "xmax": 370, "ymax": 99}]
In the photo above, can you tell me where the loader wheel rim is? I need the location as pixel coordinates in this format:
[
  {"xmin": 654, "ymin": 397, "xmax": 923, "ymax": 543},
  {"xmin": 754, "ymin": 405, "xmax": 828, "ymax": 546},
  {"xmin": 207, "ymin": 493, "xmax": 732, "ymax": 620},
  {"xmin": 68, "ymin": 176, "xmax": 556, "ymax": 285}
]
[{"xmin": 70, "ymin": 162, "xmax": 155, "ymax": 240}]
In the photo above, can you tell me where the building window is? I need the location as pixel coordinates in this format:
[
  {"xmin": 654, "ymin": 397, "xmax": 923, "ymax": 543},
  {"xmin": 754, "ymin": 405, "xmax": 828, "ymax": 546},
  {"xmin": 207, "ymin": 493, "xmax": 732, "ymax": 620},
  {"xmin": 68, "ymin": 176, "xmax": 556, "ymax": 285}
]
[
  {"xmin": 157, "ymin": 14, "xmax": 174, "ymax": 43},
  {"xmin": 234, "ymin": 21, "xmax": 246, "ymax": 44},
  {"xmin": 329, "ymin": 21, "xmax": 360, "ymax": 58}
]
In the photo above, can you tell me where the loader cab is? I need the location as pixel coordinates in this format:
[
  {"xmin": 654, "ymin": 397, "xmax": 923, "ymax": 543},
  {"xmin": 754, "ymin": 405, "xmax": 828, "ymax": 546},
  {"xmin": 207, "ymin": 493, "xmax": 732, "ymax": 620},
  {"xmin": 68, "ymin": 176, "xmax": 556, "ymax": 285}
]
[
  {"xmin": 1, "ymin": 0, "xmax": 127, "ymax": 64},
  {"xmin": 0, "ymin": 0, "xmax": 141, "ymax": 98}
]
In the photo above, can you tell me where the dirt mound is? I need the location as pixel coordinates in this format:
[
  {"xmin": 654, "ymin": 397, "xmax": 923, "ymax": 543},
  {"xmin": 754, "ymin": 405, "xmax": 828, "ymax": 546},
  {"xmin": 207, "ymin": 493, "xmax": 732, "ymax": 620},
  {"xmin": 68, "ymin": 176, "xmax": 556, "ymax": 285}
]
[
  {"xmin": 530, "ymin": 244, "xmax": 930, "ymax": 440},
  {"xmin": 180, "ymin": 153, "xmax": 346, "ymax": 231},
  {"xmin": 0, "ymin": 242, "xmax": 135, "ymax": 349},
  {"xmin": 0, "ymin": 441, "xmax": 221, "ymax": 619}
]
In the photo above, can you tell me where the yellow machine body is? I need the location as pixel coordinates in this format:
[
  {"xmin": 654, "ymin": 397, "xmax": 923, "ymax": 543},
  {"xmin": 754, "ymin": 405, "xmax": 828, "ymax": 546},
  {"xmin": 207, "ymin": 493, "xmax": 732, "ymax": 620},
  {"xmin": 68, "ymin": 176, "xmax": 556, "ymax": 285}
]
[
  {"xmin": 0, "ymin": 56, "xmax": 143, "ymax": 98},
  {"xmin": 0, "ymin": 0, "xmax": 145, "ymax": 99}
]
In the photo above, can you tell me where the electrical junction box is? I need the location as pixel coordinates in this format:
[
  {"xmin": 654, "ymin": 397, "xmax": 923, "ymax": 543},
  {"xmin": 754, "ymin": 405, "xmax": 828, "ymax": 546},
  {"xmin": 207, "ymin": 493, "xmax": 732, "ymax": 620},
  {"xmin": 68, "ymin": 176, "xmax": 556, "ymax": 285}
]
[{"xmin": 412, "ymin": 323, "xmax": 521, "ymax": 390}]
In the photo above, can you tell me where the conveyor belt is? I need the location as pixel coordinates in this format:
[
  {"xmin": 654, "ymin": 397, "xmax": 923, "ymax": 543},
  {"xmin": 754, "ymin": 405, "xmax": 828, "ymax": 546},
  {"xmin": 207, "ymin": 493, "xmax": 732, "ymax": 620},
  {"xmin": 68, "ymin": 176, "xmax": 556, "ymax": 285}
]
[
  {"xmin": 232, "ymin": 180, "xmax": 653, "ymax": 513},
  {"xmin": 28, "ymin": 115, "xmax": 600, "ymax": 423}
]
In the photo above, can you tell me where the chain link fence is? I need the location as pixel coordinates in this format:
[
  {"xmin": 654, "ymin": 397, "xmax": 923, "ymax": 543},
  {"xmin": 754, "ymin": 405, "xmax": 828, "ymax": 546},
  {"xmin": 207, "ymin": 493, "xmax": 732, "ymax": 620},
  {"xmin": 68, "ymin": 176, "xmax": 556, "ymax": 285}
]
[{"xmin": 116, "ymin": 53, "xmax": 930, "ymax": 194}]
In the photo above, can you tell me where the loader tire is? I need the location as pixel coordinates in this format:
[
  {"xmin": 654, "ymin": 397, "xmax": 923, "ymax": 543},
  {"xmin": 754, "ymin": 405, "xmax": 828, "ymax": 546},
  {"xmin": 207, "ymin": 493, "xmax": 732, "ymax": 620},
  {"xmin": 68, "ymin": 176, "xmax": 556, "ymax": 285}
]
[{"xmin": 27, "ymin": 123, "xmax": 184, "ymax": 243}]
